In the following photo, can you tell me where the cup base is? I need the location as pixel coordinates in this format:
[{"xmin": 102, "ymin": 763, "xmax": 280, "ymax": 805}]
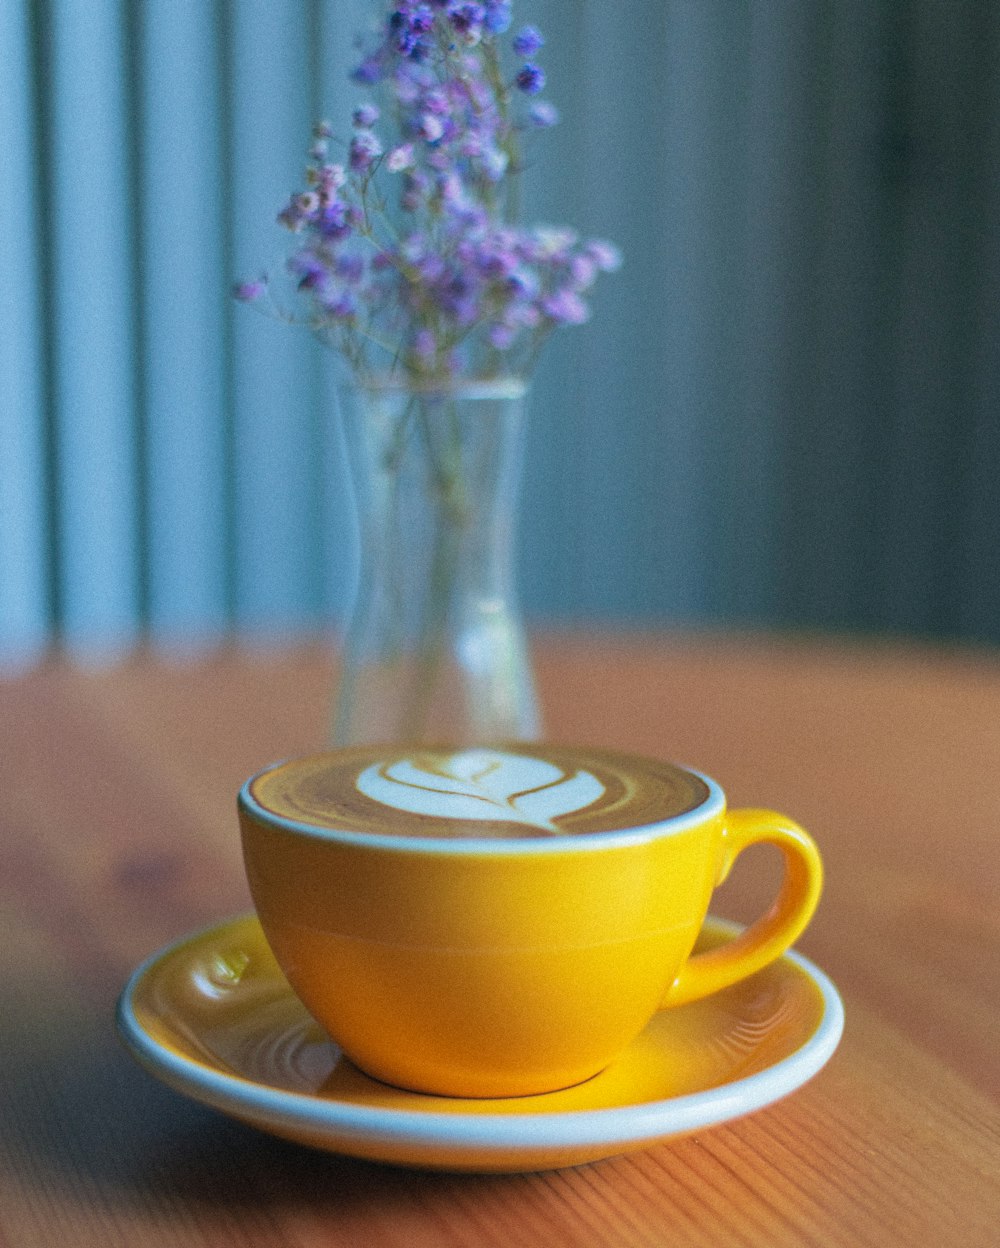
[
  {"xmin": 116, "ymin": 912, "xmax": 844, "ymax": 1172},
  {"xmin": 342, "ymin": 1052, "xmax": 609, "ymax": 1100}
]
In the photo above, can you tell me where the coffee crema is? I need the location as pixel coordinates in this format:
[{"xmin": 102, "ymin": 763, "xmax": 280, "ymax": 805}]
[{"xmin": 247, "ymin": 744, "xmax": 711, "ymax": 839}]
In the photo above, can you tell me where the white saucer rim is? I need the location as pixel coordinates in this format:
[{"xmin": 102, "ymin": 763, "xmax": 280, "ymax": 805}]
[{"xmin": 116, "ymin": 914, "xmax": 844, "ymax": 1155}]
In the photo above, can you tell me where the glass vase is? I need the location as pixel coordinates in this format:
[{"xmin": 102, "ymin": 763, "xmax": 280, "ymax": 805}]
[{"xmin": 332, "ymin": 376, "xmax": 541, "ymax": 745}]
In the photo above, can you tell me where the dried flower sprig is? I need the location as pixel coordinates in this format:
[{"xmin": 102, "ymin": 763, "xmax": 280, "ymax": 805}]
[{"xmin": 236, "ymin": 1, "xmax": 621, "ymax": 385}]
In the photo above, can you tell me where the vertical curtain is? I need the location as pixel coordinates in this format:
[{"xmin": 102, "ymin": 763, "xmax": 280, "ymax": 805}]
[
  {"xmin": 2, "ymin": 0, "xmax": 999, "ymax": 669},
  {"xmin": 140, "ymin": 2, "xmax": 229, "ymax": 648},
  {"xmin": 1, "ymin": 1, "xmax": 49, "ymax": 669}
]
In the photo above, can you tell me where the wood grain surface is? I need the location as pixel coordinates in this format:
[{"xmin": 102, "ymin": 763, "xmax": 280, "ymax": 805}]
[{"xmin": 1, "ymin": 632, "xmax": 998, "ymax": 1247}]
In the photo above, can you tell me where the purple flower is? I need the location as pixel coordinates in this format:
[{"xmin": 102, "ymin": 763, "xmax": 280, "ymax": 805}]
[
  {"xmin": 386, "ymin": 142, "xmax": 416, "ymax": 172},
  {"xmin": 515, "ymin": 63, "xmax": 545, "ymax": 95},
  {"xmin": 484, "ymin": 1, "xmax": 512, "ymax": 34},
  {"xmin": 449, "ymin": 3, "xmax": 486, "ymax": 34},
  {"xmin": 508, "ymin": 299, "xmax": 541, "ymax": 328},
  {"xmin": 409, "ymin": 4, "xmax": 436, "ymax": 33},
  {"xmin": 415, "ymin": 252, "xmax": 448, "ymax": 284},
  {"xmin": 352, "ymin": 103, "xmax": 380, "ymax": 128},
  {"xmin": 488, "ymin": 321, "xmax": 518, "ymax": 349},
  {"xmin": 316, "ymin": 163, "xmax": 347, "ymax": 195},
  {"xmin": 512, "ymin": 25, "xmax": 543, "ymax": 56},
  {"xmin": 321, "ymin": 288, "xmax": 358, "ymax": 318},
  {"xmin": 392, "ymin": 69, "xmax": 423, "ymax": 108},
  {"xmin": 349, "ymin": 131, "xmax": 383, "ymax": 172},
  {"xmin": 288, "ymin": 251, "xmax": 328, "ymax": 291},
  {"xmin": 401, "ymin": 169, "xmax": 430, "ymax": 211},
  {"xmin": 464, "ymin": 73, "xmax": 493, "ymax": 112},
  {"xmin": 238, "ymin": 2, "xmax": 621, "ymax": 383},
  {"xmin": 476, "ymin": 242, "xmax": 518, "ymax": 279},
  {"xmin": 569, "ymin": 254, "xmax": 598, "ymax": 289},
  {"xmin": 388, "ymin": 7, "xmax": 435, "ymax": 58},
  {"xmin": 423, "ymin": 87, "xmax": 450, "ymax": 115},
  {"xmin": 585, "ymin": 239, "xmax": 623, "ymax": 272},
  {"xmin": 517, "ymin": 226, "xmax": 576, "ymax": 265},
  {"xmin": 277, "ymin": 193, "xmax": 317, "ymax": 233},
  {"xmin": 336, "ymin": 253, "xmax": 365, "ymax": 283},
  {"xmin": 442, "ymin": 278, "xmax": 481, "ymax": 325},
  {"xmin": 505, "ymin": 268, "xmax": 539, "ymax": 301},
  {"xmin": 480, "ymin": 145, "xmax": 509, "ymax": 181},
  {"xmin": 404, "ymin": 31, "xmax": 432, "ymax": 59},
  {"xmin": 318, "ymin": 199, "xmax": 352, "ymax": 240},
  {"xmin": 352, "ymin": 55, "xmax": 383, "ymax": 84},
  {"xmin": 232, "ymin": 278, "xmax": 266, "ymax": 302},
  {"xmin": 528, "ymin": 100, "xmax": 559, "ymax": 128},
  {"xmin": 541, "ymin": 289, "xmax": 589, "ymax": 324},
  {"xmin": 413, "ymin": 328, "xmax": 437, "ymax": 357},
  {"xmin": 417, "ymin": 113, "xmax": 446, "ymax": 143},
  {"xmin": 460, "ymin": 131, "xmax": 485, "ymax": 158},
  {"xmin": 276, "ymin": 206, "xmax": 299, "ymax": 233}
]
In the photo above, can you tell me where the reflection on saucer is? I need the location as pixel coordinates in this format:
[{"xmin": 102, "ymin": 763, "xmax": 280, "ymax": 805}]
[{"xmin": 118, "ymin": 914, "xmax": 843, "ymax": 1172}]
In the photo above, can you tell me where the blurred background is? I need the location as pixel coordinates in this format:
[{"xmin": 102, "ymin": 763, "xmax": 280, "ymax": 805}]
[{"xmin": 2, "ymin": 0, "xmax": 998, "ymax": 671}]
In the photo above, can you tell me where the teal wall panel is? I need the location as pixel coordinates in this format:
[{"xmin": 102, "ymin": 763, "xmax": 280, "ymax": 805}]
[
  {"xmin": 49, "ymin": 0, "xmax": 140, "ymax": 657},
  {"xmin": 0, "ymin": 0, "xmax": 48, "ymax": 670},
  {"xmin": 1, "ymin": 0, "xmax": 998, "ymax": 663},
  {"xmin": 228, "ymin": 1, "xmax": 323, "ymax": 639},
  {"xmin": 139, "ymin": 0, "xmax": 229, "ymax": 648}
]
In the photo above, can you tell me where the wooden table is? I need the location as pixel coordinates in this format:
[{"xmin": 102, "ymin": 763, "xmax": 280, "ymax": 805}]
[{"xmin": 1, "ymin": 633, "xmax": 997, "ymax": 1247}]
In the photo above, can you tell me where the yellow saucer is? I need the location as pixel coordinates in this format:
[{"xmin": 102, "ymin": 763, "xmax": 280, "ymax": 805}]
[{"xmin": 117, "ymin": 914, "xmax": 843, "ymax": 1172}]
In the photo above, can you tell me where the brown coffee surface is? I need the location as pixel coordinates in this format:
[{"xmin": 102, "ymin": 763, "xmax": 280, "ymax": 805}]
[{"xmin": 247, "ymin": 744, "xmax": 711, "ymax": 838}]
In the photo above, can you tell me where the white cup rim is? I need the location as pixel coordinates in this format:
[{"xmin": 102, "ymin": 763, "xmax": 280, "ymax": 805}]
[{"xmin": 238, "ymin": 761, "xmax": 727, "ymax": 856}]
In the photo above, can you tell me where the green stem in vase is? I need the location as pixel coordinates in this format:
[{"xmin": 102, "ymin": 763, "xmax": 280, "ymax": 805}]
[{"xmin": 400, "ymin": 395, "xmax": 470, "ymax": 740}]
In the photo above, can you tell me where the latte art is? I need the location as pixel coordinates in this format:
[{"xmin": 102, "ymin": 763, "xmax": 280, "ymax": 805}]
[
  {"xmin": 356, "ymin": 750, "xmax": 606, "ymax": 832},
  {"xmin": 248, "ymin": 744, "xmax": 711, "ymax": 839}
]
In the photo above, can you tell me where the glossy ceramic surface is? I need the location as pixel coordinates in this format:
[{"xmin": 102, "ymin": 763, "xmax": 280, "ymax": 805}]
[
  {"xmin": 239, "ymin": 748, "xmax": 823, "ymax": 1097},
  {"xmin": 117, "ymin": 914, "xmax": 843, "ymax": 1172}
]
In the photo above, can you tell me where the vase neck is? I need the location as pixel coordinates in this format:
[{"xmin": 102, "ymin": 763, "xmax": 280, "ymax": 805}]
[
  {"xmin": 333, "ymin": 381, "xmax": 540, "ymax": 746},
  {"xmin": 341, "ymin": 384, "xmax": 527, "ymax": 592}
]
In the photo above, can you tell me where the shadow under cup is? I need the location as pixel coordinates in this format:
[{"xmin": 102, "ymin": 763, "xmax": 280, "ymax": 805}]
[{"xmin": 237, "ymin": 745, "xmax": 823, "ymax": 1099}]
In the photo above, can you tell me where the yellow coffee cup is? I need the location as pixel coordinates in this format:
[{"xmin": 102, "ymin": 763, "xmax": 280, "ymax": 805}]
[{"xmin": 238, "ymin": 744, "xmax": 822, "ymax": 1098}]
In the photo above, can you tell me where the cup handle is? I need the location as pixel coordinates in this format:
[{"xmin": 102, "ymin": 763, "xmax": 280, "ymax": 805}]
[{"xmin": 661, "ymin": 808, "xmax": 823, "ymax": 1008}]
